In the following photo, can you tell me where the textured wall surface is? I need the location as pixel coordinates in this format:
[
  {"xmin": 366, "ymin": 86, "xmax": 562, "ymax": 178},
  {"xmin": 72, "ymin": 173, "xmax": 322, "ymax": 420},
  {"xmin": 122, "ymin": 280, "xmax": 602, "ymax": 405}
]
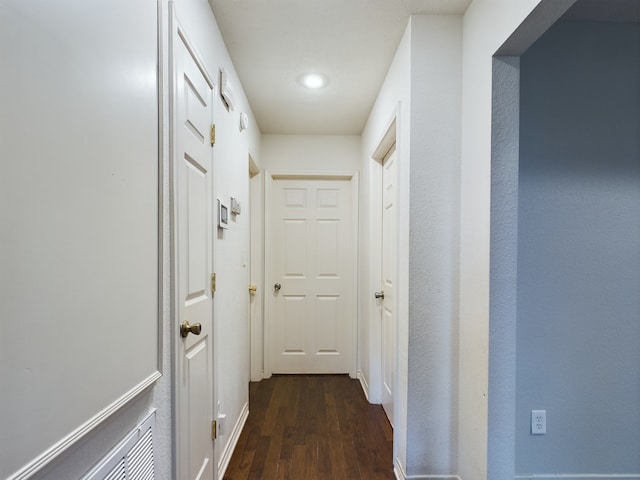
[
  {"xmin": 459, "ymin": 1, "xmax": 549, "ymax": 477},
  {"xmin": 517, "ymin": 20, "xmax": 640, "ymax": 475},
  {"xmin": 406, "ymin": 14, "xmax": 462, "ymax": 476}
]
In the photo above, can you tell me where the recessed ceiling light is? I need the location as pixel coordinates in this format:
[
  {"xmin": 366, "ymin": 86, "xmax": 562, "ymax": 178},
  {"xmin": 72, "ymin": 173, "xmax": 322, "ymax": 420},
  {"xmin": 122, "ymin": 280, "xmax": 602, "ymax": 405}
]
[{"xmin": 298, "ymin": 73, "xmax": 329, "ymax": 89}]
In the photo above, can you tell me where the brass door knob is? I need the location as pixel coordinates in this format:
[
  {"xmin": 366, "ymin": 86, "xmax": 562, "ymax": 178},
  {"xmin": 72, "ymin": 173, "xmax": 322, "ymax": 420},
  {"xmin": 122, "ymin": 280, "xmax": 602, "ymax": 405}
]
[
  {"xmin": 249, "ymin": 285, "xmax": 257, "ymax": 293},
  {"xmin": 180, "ymin": 320, "xmax": 202, "ymax": 338}
]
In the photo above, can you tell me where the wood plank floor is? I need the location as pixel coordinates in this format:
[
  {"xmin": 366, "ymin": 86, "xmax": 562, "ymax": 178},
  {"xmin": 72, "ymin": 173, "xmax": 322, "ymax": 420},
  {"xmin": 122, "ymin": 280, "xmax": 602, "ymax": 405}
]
[{"xmin": 223, "ymin": 374, "xmax": 394, "ymax": 480}]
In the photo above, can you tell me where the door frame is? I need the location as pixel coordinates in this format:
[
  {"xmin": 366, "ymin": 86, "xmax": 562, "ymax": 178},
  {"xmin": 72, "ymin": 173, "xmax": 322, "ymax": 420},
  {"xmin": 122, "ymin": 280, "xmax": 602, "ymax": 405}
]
[
  {"xmin": 168, "ymin": 5, "xmax": 217, "ymax": 478},
  {"xmin": 248, "ymin": 155, "xmax": 263, "ymax": 382},
  {"xmin": 378, "ymin": 143, "xmax": 397, "ymax": 425},
  {"xmin": 369, "ymin": 108, "xmax": 398, "ymax": 407},
  {"xmin": 263, "ymin": 170, "xmax": 359, "ymax": 379}
]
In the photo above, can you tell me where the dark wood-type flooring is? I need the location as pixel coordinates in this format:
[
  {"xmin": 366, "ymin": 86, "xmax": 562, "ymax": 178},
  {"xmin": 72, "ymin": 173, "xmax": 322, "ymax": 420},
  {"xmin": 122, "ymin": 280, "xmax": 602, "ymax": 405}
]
[{"xmin": 223, "ymin": 374, "xmax": 394, "ymax": 480}]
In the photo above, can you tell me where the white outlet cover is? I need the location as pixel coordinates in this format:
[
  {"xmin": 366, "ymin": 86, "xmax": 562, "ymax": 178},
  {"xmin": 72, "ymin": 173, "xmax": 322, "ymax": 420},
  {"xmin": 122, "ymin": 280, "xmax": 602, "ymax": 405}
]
[{"xmin": 531, "ymin": 409, "xmax": 546, "ymax": 435}]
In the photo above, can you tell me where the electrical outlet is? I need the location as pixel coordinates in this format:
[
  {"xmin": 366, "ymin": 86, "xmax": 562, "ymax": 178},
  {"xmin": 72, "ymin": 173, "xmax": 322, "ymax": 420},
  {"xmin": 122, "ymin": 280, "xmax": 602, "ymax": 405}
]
[{"xmin": 531, "ymin": 410, "xmax": 546, "ymax": 435}]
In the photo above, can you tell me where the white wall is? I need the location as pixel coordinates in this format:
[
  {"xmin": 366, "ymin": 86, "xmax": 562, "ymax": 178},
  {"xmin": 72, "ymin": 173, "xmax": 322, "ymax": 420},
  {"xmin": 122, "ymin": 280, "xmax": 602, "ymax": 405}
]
[
  {"xmin": 405, "ymin": 15, "xmax": 463, "ymax": 476},
  {"xmin": 165, "ymin": 0, "xmax": 261, "ymax": 474},
  {"xmin": 459, "ymin": 3, "xmax": 544, "ymax": 478},
  {"xmin": 0, "ymin": 0, "xmax": 261, "ymax": 478},
  {"xmin": 0, "ymin": 1, "xmax": 170, "ymax": 479},
  {"xmin": 516, "ymin": 20, "xmax": 640, "ymax": 476},
  {"xmin": 261, "ymin": 134, "xmax": 360, "ymax": 171},
  {"xmin": 461, "ymin": 1, "xmax": 576, "ymax": 478},
  {"xmin": 362, "ymin": 14, "xmax": 462, "ymax": 478}
]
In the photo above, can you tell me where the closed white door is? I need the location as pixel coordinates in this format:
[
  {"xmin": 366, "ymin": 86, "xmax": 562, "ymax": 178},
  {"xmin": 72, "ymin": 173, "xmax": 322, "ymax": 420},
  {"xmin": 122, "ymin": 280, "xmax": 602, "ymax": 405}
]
[
  {"xmin": 381, "ymin": 148, "xmax": 397, "ymax": 424},
  {"xmin": 172, "ymin": 11, "xmax": 215, "ymax": 480},
  {"xmin": 268, "ymin": 176, "xmax": 356, "ymax": 374}
]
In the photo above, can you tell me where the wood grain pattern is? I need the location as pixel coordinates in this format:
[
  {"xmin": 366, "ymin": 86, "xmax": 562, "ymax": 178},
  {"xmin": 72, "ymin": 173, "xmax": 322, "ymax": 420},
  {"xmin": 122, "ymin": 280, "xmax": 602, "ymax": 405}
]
[{"xmin": 224, "ymin": 375, "xmax": 394, "ymax": 480}]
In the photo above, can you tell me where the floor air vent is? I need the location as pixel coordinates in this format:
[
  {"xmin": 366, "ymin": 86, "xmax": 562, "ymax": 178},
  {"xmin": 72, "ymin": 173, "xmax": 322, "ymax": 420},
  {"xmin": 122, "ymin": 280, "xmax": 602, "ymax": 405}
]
[{"xmin": 82, "ymin": 410, "xmax": 156, "ymax": 480}]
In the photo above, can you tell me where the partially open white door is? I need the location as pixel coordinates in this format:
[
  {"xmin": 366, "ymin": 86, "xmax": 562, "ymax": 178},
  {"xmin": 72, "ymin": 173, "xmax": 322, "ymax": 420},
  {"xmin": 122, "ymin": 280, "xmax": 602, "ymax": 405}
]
[
  {"xmin": 171, "ymin": 7, "xmax": 215, "ymax": 480},
  {"xmin": 381, "ymin": 147, "xmax": 397, "ymax": 425}
]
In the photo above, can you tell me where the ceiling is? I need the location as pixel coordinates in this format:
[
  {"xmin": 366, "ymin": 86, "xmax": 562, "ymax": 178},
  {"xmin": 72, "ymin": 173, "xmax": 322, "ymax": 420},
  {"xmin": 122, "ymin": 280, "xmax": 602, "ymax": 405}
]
[
  {"xmin": 208, "ymin": 0, "xmax": 472, "ymax": 135},
  {"xmin": 209, "ymin": 0, "xmax": 639, "ymax": 136}
]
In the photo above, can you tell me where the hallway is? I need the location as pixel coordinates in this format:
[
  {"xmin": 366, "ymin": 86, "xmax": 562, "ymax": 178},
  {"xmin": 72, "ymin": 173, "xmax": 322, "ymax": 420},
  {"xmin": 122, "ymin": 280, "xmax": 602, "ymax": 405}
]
[{"xmin": 223, "ymin": 375, "xmax": 394, "ymax": 480}]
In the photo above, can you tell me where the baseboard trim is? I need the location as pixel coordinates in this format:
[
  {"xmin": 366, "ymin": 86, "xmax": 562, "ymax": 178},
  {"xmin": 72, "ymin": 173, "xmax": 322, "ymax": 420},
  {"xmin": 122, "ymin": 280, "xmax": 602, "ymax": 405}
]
[
  {"xmin": 217, "ymin": 402, "xmax": 249, "ymax": 479},
  {"xmin": 515, "ymin": 475, "xmax": 640, "ymax": 479},
  {"xmin": 357, "ymin": 370, "xmax": 370, "ymax": 402},
  {"xmin": 393, "ymin": 457, "xmax": 460, "ymax": 480}
]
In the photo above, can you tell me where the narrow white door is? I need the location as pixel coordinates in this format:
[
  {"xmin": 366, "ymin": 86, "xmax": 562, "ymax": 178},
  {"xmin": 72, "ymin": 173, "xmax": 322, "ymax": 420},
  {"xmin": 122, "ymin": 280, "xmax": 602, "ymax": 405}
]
[
  {"xmin": 381, "ymin": 148, "xmax": 397, "ymax": 424},
  {"xmin": 172, "ymin": 12, "xmax": 215, "ymax": 480},
  {"xmin": 268, "ymin": 176, "xmax": 356, "ymax": 374}
]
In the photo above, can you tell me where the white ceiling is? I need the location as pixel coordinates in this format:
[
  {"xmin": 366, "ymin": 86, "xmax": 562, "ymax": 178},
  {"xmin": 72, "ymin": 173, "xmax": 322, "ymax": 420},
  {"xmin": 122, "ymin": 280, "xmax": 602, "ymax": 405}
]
[
  {"xmin": 208, "ymin": 0, "xmax": 472, "ymax": 135},
  {"xmin": 209, "ymin": 0, "xmax": 639, "ymax": 136}
]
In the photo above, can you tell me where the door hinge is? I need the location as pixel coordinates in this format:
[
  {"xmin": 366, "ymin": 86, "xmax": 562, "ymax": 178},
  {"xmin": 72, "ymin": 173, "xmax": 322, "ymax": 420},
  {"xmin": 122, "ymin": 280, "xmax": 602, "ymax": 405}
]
[
  {"xmin": 211, "ymin": 420, "xmax": 217, "ymax": 440},
  {"xmin": 211, "ymin": 273, "xmax": 216, "ymax": 294},
  {"xmin": 210, "ymin": 124, "xmax": 216, "ymax": 147}
]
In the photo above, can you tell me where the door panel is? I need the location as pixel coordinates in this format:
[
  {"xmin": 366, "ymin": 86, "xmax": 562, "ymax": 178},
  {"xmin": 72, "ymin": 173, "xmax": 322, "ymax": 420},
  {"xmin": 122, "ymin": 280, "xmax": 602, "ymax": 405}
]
[
  {"xmin": 317, "ymin": 296, "xmax": 339, "ymax": 352},
  {"xmin": 269, "ymin": 177, "xmax": 355, "ymax": 374},
  {"xmin": 172, "ymin": 13, "xmax": 215, "ymax": 480},
  {"xmin": 284, "ymin": 219, "xmax": 307, "ymax": 274},
  {"xmin": 381, "ymin": 148, "xmax": 397, "ymax": 425},
  {"xmin": 317, "ymin": 220, "xmax": 339, "ymax": 273},
  {"xmin": 284, "ymin": 296, "xmax": 307, "ymax": 352}
]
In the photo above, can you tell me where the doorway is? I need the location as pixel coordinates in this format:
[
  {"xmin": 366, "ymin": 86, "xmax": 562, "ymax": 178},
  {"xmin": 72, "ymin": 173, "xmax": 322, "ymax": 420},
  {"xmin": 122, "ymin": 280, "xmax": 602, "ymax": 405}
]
[
  {"xmin": 264, "ymin": 172, "xmax": 358, "ymax": 377},
  {"xmin": 379, "ymin": 145, "xmax": 397, "ymax": 425},
  {"xmin": 249, "ymin": 156, "xmax": 263, "ymax": 382},
  {"xmin": 490, "ymin": 1, "xmax": 640, "ymax": 476}
]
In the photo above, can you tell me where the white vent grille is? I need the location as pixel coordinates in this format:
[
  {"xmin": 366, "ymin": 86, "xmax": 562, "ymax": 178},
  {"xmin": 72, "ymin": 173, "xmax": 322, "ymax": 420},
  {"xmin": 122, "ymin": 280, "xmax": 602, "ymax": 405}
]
[
  {"xmin": 126, "ymin": 427, "xmax": 154, "ymax": 480},
  {"xmin": 82, "ymin": 411, "xmax": 156, "ymax": 480},
  {"xmin": 104, "ymin": 461, "xmax": 126, "ymax": 480}
]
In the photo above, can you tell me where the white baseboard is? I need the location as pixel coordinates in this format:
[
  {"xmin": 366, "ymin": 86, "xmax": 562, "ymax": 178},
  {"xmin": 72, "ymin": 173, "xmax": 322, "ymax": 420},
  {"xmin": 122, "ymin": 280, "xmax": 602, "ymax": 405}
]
[
  {"xmin": 357, "ymin": 370, "xmax": 370, "ymax": 402},
  {"xmin": 217, "ymin": 402, "xmax": 249, "ymax": 479},
  {"xmin": 394, "ymin": 456, "xmax": 460, "ymax": 480},
  {"xmin": 516, "ymin": 475, "xmax": 640, "ymax": 480}
]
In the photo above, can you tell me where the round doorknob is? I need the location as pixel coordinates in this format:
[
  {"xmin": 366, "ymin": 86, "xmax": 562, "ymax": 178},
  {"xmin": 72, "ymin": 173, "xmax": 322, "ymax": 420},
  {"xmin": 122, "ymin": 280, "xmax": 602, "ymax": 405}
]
[
  {"xmin": 180, "ymin": 320, "xmax": 202, "ymax": 338},
  {"xmin": 374, "ymin": 291, "xmax": 385, "ymax": 299},
  {"xmin": 274, "ymin": 283, "xmax": 281, "ymax": 292}
]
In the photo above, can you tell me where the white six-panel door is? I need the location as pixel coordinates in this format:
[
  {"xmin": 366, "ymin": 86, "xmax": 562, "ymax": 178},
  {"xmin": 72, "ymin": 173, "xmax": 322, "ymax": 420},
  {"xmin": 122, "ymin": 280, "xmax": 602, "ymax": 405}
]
[
  {"xmin": 171, "ymin": 10, "xmax": 215, "ymax": 480},
  {"xmin": 267, "ymin": 175, "xmax": 357, "ymax": 375},
  {"xmin": 381, "ymin": 147, "xmax": 397, "ymax": 425}
]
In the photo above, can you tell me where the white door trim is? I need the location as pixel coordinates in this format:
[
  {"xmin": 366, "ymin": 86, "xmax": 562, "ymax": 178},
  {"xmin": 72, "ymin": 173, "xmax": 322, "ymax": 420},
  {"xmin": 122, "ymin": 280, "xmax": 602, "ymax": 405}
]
[
  {"xmin": 264, "ymin": 170, "xmax": 359, "ymax": 379},
  {"xmin": 364, "ymin": 104, "xmax": 400, "ymax": 400},
  {"xmin": 368, "ymin": 105, "xmax": 400, "ymax": 464},
  {"xmin": 249, "ymin": 156, "xmax": 264, "ymax": 382}
]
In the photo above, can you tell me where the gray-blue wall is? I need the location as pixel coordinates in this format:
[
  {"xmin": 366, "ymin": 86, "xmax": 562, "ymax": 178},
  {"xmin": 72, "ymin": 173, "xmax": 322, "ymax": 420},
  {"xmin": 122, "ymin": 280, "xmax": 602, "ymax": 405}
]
[{"xmin": 517, "ymin": 20, "xmax": 640, "ymax": 474}]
